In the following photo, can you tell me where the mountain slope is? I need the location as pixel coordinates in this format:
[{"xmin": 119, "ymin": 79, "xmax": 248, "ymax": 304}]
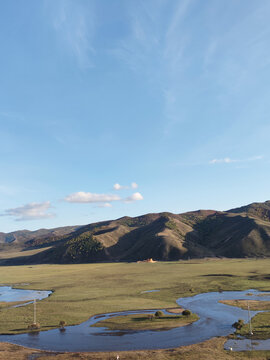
[
  {"xmin": 1, "ymin": 200, "xmax": 270, "ymax": 264},
  {"xmin": 228, "ymin": 200, "xmax": 270, "ymax": 222}
]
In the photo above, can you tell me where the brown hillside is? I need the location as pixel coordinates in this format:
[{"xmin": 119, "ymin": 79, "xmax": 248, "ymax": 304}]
[{"xmin": 1, "ymin": 200, "xmax": 270, "ymax": 264}]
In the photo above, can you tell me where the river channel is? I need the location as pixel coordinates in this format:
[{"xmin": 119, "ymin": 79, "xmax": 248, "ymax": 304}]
[{"xmin": 0, "ymin": 288, "xmax": 270, "ymax": 352}]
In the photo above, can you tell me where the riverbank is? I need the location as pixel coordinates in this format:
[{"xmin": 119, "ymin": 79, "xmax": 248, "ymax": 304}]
[{"xmin": 1, "ymin": 337, "xmax": 270, "ymax": 360}]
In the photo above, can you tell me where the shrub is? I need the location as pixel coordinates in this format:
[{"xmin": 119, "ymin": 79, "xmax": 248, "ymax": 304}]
[
  {"xmin": 182, "ymin": 309, "xmax": 191, "ymax": 316},
  {"xmin": 232, "ymin": 319, "xmax": 244, "ymax": 330},
  {"xmin": 59, "ymin": 320, "xmax": 67, "ymax": 328},
  {"xmin": 28, "ymin": 322, "xmax": 40, "ymax": 330},
  {"xmin": 155, "ymin": 310, "xmax": 164, "ymax": 318}
]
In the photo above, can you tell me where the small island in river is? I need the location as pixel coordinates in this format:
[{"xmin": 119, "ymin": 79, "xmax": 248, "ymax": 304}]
[{"xmin": 91, "ymin": 309, "xmax": 199, "ymax": 331}]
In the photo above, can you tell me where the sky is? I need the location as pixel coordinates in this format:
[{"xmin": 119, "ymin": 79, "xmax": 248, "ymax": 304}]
[{"xmin": 0, "ymin": 0, "xmax": 270, "ymax": 233}]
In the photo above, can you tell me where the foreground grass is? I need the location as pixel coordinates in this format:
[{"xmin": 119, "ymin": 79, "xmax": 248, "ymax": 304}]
[
  {"xmin": 239, "ymin": 311, "xmax": 270, "ymax": 339},
  {"xmin": 92, "ymin": 312, "xmax": 199, "ymax": 331},
  {"xmin": 1, "ymin": 337, "xmax": 270, "ymax": 360},
  {"xmin": 1, "ymin": 259, "xmax": 270, "ymax": 334}
]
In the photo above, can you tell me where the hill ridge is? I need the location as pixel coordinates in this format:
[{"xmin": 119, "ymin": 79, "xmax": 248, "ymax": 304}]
[{"xmin": 1, "ymin": 200, "xmax": 270, "ymax": 264}]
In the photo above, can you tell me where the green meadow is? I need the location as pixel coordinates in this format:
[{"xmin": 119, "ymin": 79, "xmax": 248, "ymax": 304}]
[{"xmin": 1, "ymin": 258, "xmax": 270, "ymax": 335}]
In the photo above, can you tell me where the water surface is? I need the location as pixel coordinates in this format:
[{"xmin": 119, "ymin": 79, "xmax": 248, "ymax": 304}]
[{"xmin": 0, "ymin": 289, "xmax": 269, "ymax": 352}]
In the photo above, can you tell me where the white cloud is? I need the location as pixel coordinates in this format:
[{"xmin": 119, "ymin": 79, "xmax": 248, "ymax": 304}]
[
  {"xmin": 113, "ymin": 183, "xmax": 128, "ymax": 190},
  {"xmin": 113, "ymin": 183, "xmax": 121, "ymax": 190},
  {"xmin": 131, "ymin": 182, "xmax": 138, "ymax": 189},
  {"xmin": 125, "ymin": 192, "xmax": 144, "ymax": 203},
  {"xmin": 97, "ymin": 203, "xmax": 112, "ymax": 208},
  {"xmin": 210, "ymin": 155, "xmax": 263, "ymax": 164},
  {"xmin": 114, "ymin": 182, "xmax": 139, "ymax": 190},
  {"xmin": 64, "ymin": 191, "xmax": 121, "ymax": 203},
  {"xmin": 3, "ymin": 202, "xmax": 55, "ymax": 221}
]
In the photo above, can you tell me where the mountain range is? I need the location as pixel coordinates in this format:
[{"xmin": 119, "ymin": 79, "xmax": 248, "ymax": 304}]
[{"xmin": 1, "ymin": 200, "xmax": 270, "ymax": 264}]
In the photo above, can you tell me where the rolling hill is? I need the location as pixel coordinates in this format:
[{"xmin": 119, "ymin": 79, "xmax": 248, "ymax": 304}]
[{"xmin": 1, "ymin": 200, "xmax": 270, "ymax": 264}]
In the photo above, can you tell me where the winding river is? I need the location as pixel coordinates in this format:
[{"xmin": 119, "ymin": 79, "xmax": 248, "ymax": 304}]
[{"xmin": 0, "ymin": 288, "xmax": 270, "ymax": 352}]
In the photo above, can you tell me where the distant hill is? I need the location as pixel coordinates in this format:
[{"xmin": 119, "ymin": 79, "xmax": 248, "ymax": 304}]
[
  {"xmin": 0, "ymin": 226, "xmax": 81, "ymax": 245},
  {"xmin": 1, "ymin": 200, "xmax": 270, "ymax": 264}
]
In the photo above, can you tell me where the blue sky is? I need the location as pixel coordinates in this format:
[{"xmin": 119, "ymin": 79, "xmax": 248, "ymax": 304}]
[{"xmin": 0, "ymin": 0, "xmax": 270, "ymax": 232}]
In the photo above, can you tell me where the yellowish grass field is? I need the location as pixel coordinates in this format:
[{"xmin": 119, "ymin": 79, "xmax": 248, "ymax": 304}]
[
  {"xmin": 0, "ymin": 259, "xmax": 270, "ymax": 334},
  {"xmin": 1, "ymin": 259, "xmax": 270, "ymax": 358}
]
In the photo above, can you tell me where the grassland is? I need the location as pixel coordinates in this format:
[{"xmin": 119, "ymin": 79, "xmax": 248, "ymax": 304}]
[
  {"xmin": 1, "ymin": 259, "xmax": 270, "ymax": 358},
  {"xmin": 1, "ymin": 259, "xmax": 270, "ymax": 334}
]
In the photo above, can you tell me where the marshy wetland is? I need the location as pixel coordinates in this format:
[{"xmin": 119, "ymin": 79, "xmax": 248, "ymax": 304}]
[{"xmin": 1, "ymin": 259, "xmax": 270, "ymax": 358}]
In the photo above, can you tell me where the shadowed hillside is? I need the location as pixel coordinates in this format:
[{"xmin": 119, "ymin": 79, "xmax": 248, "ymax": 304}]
[
  {"xmin": 1, "ymin": 200, "xmax": 270, "ymax": 264},
  {"xmin": 228, "ymin": 200, "xmax": 270, "ymax": 222}
]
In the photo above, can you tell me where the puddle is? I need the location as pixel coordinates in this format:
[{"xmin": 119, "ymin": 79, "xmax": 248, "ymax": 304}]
[
  {"xmin": 0, "ymin": 286, "xmax": 52, "ymax": 307},
  {"xmin": 225, "ymin": 338, "xmax": 270, "ymax": 351}
]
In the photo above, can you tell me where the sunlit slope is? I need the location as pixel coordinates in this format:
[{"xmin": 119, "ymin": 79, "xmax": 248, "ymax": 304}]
[{"xmin": 1, "ymin": 200, "xmax": 270, "ymax": 264}]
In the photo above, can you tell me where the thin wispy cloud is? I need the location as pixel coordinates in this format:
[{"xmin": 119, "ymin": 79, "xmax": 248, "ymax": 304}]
[
  {"xmin": 45, "ymin": 0, "xmax": 96, "ymax": 69},
  {"xmin": 3, "ymin": 202, "xmax": 55, "ymax": 221},
  {"xmin": 164, "ymin": 0, "xmax": 192, "ymax": 72},
  {"xmin": 210, "ymin": 157, "xmax": 237, "ymax": 164},
  {"xmin": 0, "ymin": 185, "xmax": 16, "ymax": 196},
  {"xmin": 111, "ymin": 0, "xmax": 194, "ymax": 134},
  {"xmin": 210, "ymin": 155, "xmax": 263, "ymax": 165},
  {"xmin": 111, "ymin": 0, "xmax": 270, "ymax": 139}
]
